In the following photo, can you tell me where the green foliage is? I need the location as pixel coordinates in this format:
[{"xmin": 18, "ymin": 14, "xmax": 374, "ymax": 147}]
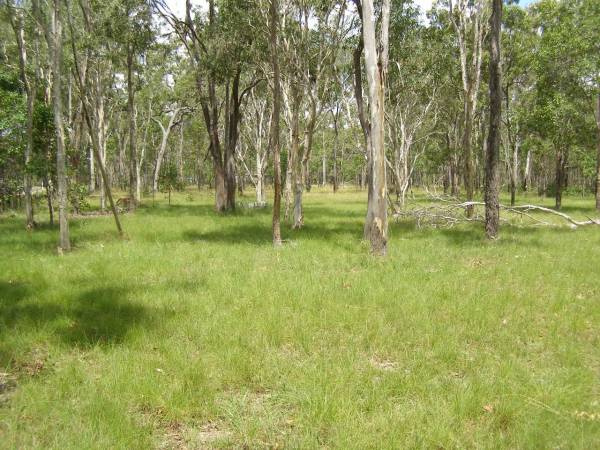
[{"xmin": 68, "ymin": 183, "xmax": 90, "ymax": 214}]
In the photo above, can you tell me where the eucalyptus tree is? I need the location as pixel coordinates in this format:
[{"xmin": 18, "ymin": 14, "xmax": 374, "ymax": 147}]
[
  {"xmin": 529, "ymin": 0, "xmax": 597, "ymax": 210},
  {"xmin": 354, "ymin": 0, "xmax": 390, "ymax": 255},
  {"xmin": 484, "ymin": 0, "xmax": 502, "ymax": 239},
  {"xmin": 241, "ymin": 86, "xmax": 271, "ymax": 204},
  {"xmin": 501, "ymin": 4, "xmax": 533, "ymax": 205},
  {"xmin": 105, "ymin": 0, "xmax": 154, "ymax": 206},
  {"xmin": 46, "ymin": 0, "xmax": 70, "ymax": 250},
  {"xmin": 449, "ymin": 0, "xmax": 487, "ymax": 217},
  {"xmin": 386, "ymin": 1, "xmax": 441, "ymax": 207},
  {"xmin": 64, "ymin": 0, "xmax": 122, "ymax": 235},
  {"xmin": 158, "ymin": 0, "xmax": 259, "ymax": 212},
  {"xmin": 5, "ymin": 0, "xmax": 36, "ymax": 229},
  {"xmin": 269, "ymin": 0, "xmax": 283, "ymax": 246}
]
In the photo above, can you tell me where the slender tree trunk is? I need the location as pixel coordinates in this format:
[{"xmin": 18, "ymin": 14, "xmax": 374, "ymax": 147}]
[
  {"xmin": 270, "ymin": 0, "xmax": 282, "ymax": 246},
  {"xmin": 8, "ymin": 3, "xmax": 35, "ymax": 229},
  {"xmin": 178, "ymin": 122, "xmax": 184, "ymax": 184},
  {"xmin": 127, "ymin": 46, "xmax": 137, "ymax": 207},
  {"xmin": 595, "ymin": 93, "xmax": 600, "ymax": 211},
  {"xmin": 361, "ymin": 0, "xmax": 389, "ymax": 255},
  {"xmin": 333, "ymin": 115, "xmax": 339, "ymax": 193},
  {"xmin": 555, "ymin": 147, "xmax": 567, "ymax": 210},
  {"xmin": 463, "ymin": 97, "xmax": 475, "ymax": 216},
  {"xmin": 89, "ymin": 143, "xmax": 95, "ymax": 192},
  {"xmin": 523, "ymin": 148, "xmax": 532, "ymax": 191},
  {"xmin": 290, "ymin": 89, "xmax": 303, "ymax": 229},
  {"xmin": 44, "ymin": 176, "xmax": 54, "ymax": 225},
  {"xmin": 484, "ymin": 0, "xmax": 502, "ymax": 240},
  {"xmin": 510, "ymin": 135, "xmax": 519, "ymax": 206},
  {"xmin": 256, "ymin": 150, "xmax": 264, "ymax": 204},
  {"xmin": 51, "ymin": 0, "xmax": 70, "ymax": 251},
  {"xmin": 322, "ymin": 155, "xmax": 326, "ymax": 187},
  {"xmin": 152, "ymin": 110, "xmax": 180, "ymax": 193}
]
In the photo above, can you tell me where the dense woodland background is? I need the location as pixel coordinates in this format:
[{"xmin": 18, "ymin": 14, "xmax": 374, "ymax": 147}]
[{"xmin": 0, "ymin": 0, "xmax": 599, "ymax": 252}]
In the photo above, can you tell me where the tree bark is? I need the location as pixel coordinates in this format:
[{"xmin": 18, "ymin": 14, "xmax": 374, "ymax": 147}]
[
  {"xmin": 484, "ymin": 0, "xmax": 502, "ymax": 240},
  {"xmin": 270, "ymin": 0, "xmax": 282, "ymax": 246},
  {"xmin": 555, "ymin": 147, "xmax": 567, "ymax": 210},
  {"xmin": 127, "ymin": 45, "xmax": 138, "ymax": 207},
  {"xmin": 51, "ymin": 0, "xmax": 70, "ymax": 251},
  {"xmin": 361, "ymin": 0, "xmax": 389, "ymax": 256},
  {"xmin": 7, "ymin": 2, "xmax": 35, "ymax": 229},
  {"xmin": 595, "ymin": 93, "xmax": 600, "ymax": 211}
]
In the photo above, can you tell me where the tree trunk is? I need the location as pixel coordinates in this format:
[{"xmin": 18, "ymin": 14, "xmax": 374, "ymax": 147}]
[
  {"xmin": 8, "ymin": 3, "xmax": 35, "ymax": 229},
  {"xmin": 555, "ymin": 148, "xmax": 567, "ymax": 210},
  {"xmin": 523, "ymin": 148, "xmax": 532, "ymax": 191},
  {"xmin": 595, "ymin": 93, "xmax": 600, "ymax": 211},
  {"xmin": 152, "ymin": 110, "xmax": 180, "ymax": 193},
  {"xmin": 214, "ymin": 164, "xmax": 227, "ymax": 212},
  {"xmin": 270, "ymin": 0, "xmax": 282, "ymax": 246},
  {"xmin": 510, "ymin": 135, "xmax": 519, "ymax": 206},
  {"xmin": 51, "ymin": 0, "xmax": 70, "ymax": 251},
  {"xmin": 463, "ymin": 97, "xmax": 475, "ymax": 217},
  {"xmin": 290, "ymin": 88, "xmax": 303, "ymax": 229},
  {"xmin": 484, "ymin": 0, "xmax": 502, "ymax": 240},
  {"xmin": 178, "ymin": 122, "xmax": 184, "ymax": 184},
  {"xmin": 333, "ymin": 115, "xmax": 339, "ymax": 193},
  {"xmin": 361, "ymin": 0, "xmax": 389, "ymax": 256},
  {"xmin": 256, "ymin": 150, "xmax": 265, "ymax": 204},
  {"xmin": 127, "ymin": 46, "xmax": 137, "ymax": 207}
]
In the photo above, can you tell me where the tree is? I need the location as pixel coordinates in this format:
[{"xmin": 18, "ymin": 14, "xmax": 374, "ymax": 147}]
[
  {"xmin": 270, "ymin": 0, "xmax": 282, "ymax": 246},
  {"xmin": 450, "ymin": 0, "xmax": 487, "ymax": 218},
  {"xmin": 6, "ymin": 0, "xmax": 35, "ymax": 229},
  {"xmin": 360, "ymin": 0, "xmax": 390, "ymax": 255},
  {"xmin": 484, "ymin": 0, "xmax": 502, "ymax": 239},
  {"xmin": 49, "ymin": 0, "xmax": 70, "ymax": 251}
]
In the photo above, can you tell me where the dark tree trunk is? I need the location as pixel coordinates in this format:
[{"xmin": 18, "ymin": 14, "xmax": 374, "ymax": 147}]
[
  {"xmin": 555, "ymin": 148, "xmax": 567, "ymax": 210},
  {"xmin": 484, "ymin": 0, "xmax": 502, "ymax": 239}
]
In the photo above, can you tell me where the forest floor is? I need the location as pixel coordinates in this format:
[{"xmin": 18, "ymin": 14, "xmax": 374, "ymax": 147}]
[{"xmin": 1, "ymin": 188, "xmax": 599, "ymax": 449}]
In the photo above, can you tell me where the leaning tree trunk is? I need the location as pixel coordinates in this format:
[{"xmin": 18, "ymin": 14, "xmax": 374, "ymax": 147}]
[
  {"xmin": 484, "ymin": 0, "xmax": 502, "ymax": 240},
  {"xmin": 152, "ymin": 109, "xmax": 180, "ymax": 193},
  {"xmin": 270, "ymin": 0, "xmax": 282, "ymax": 246},
  {"xmin": 361, "ymin": 0, "xmax": 389, "ymax": 256},
  {"xmin": 51, "ymin": 0, "xmax": 70, "ymax": 251}
]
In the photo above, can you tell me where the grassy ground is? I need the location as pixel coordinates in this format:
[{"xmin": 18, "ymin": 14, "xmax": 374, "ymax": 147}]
[{"xmin": 1, "ymin": 188, "xmax": 599, "ymax": 449}]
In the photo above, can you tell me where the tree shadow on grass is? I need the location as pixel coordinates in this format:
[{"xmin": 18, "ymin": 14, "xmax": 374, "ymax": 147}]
[
  {"xmin": 181, "ymin": 219, "xmax": 365, "ymax": 252},
  {"xmin": 59, "ymin": 286, "xmax": 150, "ymax": 347},
  {"xmin": 0, "ymin": 281, "xmax": 154, "ymax": 366},
  {"xmin": 388, "ymin": 219, "xmax": 580, "ymax": 248},
  {"xmin": 183, "ymin": 224, "xmax": 276, "ymax": 245}
]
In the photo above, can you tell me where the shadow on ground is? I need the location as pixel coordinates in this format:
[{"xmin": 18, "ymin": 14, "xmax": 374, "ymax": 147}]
[{"xmin": 0, "ymin": 280, "xmax": 153, "ymax": 364}]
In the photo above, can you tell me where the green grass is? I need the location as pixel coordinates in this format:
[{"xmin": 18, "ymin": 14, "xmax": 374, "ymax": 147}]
[{"xmin": 1, "ymin": 188, "xmax": 599, "ymax": 449}]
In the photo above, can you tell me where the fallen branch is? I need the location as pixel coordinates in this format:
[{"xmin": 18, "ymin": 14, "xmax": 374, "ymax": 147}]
[{"xmin": 392, "ymin": 192, "xmax": 600, "ymax": 229}]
